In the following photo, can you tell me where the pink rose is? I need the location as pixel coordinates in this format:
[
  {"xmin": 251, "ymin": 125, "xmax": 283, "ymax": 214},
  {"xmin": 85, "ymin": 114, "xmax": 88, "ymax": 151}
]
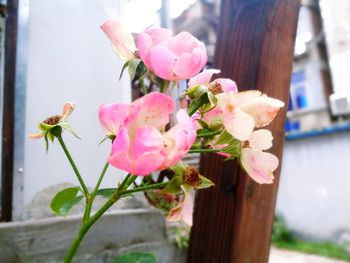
[
  {"xmin": 99, "ymin": 92, "xmax": 196, "ymax": 175},
  {"xmin": 137, "ymin": 28, "xmax": 207, "ymax": 81}
]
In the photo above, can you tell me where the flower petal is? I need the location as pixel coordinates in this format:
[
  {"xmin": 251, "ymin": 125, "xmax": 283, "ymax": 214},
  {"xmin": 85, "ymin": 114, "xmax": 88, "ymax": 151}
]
[
  {"xmin": 98, "ymin": 103, "xmax": 130, "ymax": 136},
  {"xmin": 248, "ymin": 129, "xmax": 273, "ymax": 150},
  {"xmin": 100, "ymin": 19, "xmax": 136, "ymax": 60},
  {"xmin": 223, "ymin": 109, "xmax": 255, "ymax": 141},
  {"xmin": 167, "ymin": 186, "xmax": 193, "ymax": 226},
  {"xmin": 173, "ymin": 47, "xmax": 207, "ymax": 80},
  {"xmin": 108, "ymin": 127, "xmax": 134, "ymax": 173},
  {"xmin": 240, "ymin": 96, "xmax": 285, "ymax": 127},
  {"xmin": 61, "ymin": 102, "xmax": 75, "ymax": 121},
  {"xmin": 215, "ymin": 78, "xmax": 238, "ymax": 93},
  {"xmin": 161, "ymin": 110, "xmax": 196, "ymax": 168},
  {"xmin": 240, "ymin": 148, "xmax": 278, "ymax": 184},
  {"xmin": 129, "ymin": 92, "xmax": 175, "ymax": 131},
  {"xmin": 188, "ymin": 69, "xmax": 221, "ymax": 88},
  {"xmin": 148, "ymin": 45, "xmax": 176, "ymax": 80}
]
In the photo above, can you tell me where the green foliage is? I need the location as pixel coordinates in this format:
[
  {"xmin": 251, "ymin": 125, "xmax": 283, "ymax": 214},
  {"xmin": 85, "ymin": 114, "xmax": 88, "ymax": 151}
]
[
  {"xmin": 113, "ymin": 252, "xmax": 156, "ymax": 263},
  {"xmin": 272, "ymin": 215, "xmax": 350, "ymax": 261},
  {"xmin": 96, "ymin": 188, "xmax": 117, "ymax": 199},
  {"xmin": 50, "ymin": 187, "xmax": 83, "ymax": 216}
]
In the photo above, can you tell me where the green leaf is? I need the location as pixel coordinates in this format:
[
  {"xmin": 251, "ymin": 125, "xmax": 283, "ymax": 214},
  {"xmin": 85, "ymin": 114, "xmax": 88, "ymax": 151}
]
[
  {"xmin": 162, "ymin": 176, "xmax": 183, "ymax": 193},
  {"xmin": 59, "ymin": 195, "xmax": 84, "ymax": 216},
  {"xmin": 188, "ymin": 92, "xmax": 210, "ymax": 116},
  {"xmin": 59, "ymin": 122, "xmax": 81, "ymax": 139},
  {"xmin": 113, "ymin": 252, "xmax": 156, "ymax": 263},
  {"xmin": 50, "ymin": 187, "xmax": 82, "ymax": 216},
  {"xmin": 119, "ymin": 61, "xmax": 129, "ymax": 80},
  {"xmin": 198, "ymin": 175, "xmax": 215, "ymax": 189},
  {"xmin": 128, "ymin": 59, "xmax": 141, "ymax": 80},
  {"xmin": 136, "ymin": 61, "xmax": 148, "ymax": 78},
  {"xmin": 96, "ymin": 188, "xmax": 117, "ymax": 199}
]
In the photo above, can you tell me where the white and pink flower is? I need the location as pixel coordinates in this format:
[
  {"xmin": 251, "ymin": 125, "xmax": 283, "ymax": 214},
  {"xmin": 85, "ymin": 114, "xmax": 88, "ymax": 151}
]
[{"xmin": 99, "ymin": 92, "xmax": 196, "ymax": 176}]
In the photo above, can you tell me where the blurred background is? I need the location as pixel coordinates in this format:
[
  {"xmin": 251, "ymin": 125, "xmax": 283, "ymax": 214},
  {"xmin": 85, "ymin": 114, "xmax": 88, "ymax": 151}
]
[{"xmin": 1, "ymin": 0, "xmax": 350, "ymax": 262}]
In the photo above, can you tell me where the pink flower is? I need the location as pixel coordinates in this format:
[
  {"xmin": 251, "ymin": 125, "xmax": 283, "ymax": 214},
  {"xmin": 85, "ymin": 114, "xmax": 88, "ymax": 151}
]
[
  {"xmin": 101, "ymin": 92, "xmax": 196, "ymax": 175},
  {"xmin": 215, "ymin": 91, "xmax": 284, "ymax": 141},
  {"xmin": 137, "ymin": 28, "xmax": 207, "ymax": 81},
  {"xmin": 240, "ymin": 129, "xmax": 279, "ymax": 184},
  {"xmin": 188, "ymin": 69, "xmax": 238, "ymax": 93},
  {"xmin": 100, "ymin": 18, "xmax": 136, "ymax": 60},
  {"xmin": 167, "ymin": 185, "xmax": 194, "ymax": 226}
]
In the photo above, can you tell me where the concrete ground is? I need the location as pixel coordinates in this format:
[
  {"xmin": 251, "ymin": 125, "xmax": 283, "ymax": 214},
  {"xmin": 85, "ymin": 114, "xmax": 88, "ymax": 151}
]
[{"xmin": 270, "ymin": 247, "xmax": 349, "ymax": 263}]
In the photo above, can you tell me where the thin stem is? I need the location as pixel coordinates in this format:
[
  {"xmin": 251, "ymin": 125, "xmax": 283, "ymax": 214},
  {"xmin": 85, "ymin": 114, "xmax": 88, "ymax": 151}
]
[
  {"xmin": 188, "ymin": 104, "xmax": 202, "ymax": 117},
  {"xmin": 197, "ymin": 129, "xmax": 222, "ymax": 138},
  {"xmin": 140, "ymin": 77, "xmax": 147, "ymax": 95},
  {"xmin": 57, "ymin": 135, "xmax": 89, "ymax": 196},
  {"xmin": 122, "ymin": 182, "xmax": 168, "ymax": 196},
  {"xmin": 64, "ymin": 174, "xmax": 137, "ymax": 262},
  {"xmin": 83, "ymin": 162, "xmax": 109, "ymax": 223},
  {"xmin": 189, "ymin": 148, "xmax": 220, "ymax": 154},
  {"xmin": 64, "ymin": 195, "xmax": 119, "ymax": 263},
  {"xmin": 92, "ymin": 162, "xmax": 109, "ymax": 198}
]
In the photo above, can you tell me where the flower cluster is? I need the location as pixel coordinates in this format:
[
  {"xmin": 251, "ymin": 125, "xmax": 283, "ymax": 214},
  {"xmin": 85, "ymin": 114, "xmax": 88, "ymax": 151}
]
[{"xmin": 31, "ymin": 18, "xmax": 284, "ymax": 231}]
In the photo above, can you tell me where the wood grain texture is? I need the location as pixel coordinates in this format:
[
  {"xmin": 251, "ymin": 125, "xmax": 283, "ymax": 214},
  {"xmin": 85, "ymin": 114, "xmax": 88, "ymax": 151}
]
[
  {"xmin": 1, "ymin": 0, "xmax": 19, "ymax": 222},
  {"xmin": 188, "ymin": 0, "xmax": 300, "ymax": 262}
]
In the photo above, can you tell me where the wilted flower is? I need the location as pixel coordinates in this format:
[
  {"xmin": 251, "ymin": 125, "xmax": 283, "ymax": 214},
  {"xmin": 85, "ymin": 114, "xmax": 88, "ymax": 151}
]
[
  {"xmin": 29, "ymin": 102, "xmax": 78, "ymax": 148},
  {"xmin": 167, "ymin": 185, "xmax": 194, "ymax": 226},
  {"xmin": 137, "ymin": 28, "xmax": 207, "ymax": 81}
]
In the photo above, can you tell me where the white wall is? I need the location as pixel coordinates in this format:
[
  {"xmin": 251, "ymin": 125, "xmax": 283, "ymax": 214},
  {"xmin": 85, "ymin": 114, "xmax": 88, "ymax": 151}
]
[
  {"xmin": 276, "ymin": 133, "xmax": 350, "ymax": 241},
  {"xmin": 21, "ymin": 0, "xmax": 131, "ymax": 219},
  {"xmin": 320, "ymin": 0, "xmax": 350, "ymax": 94}
]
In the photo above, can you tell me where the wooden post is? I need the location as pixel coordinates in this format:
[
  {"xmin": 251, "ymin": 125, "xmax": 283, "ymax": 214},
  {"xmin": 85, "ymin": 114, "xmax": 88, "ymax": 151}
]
[
  {"xmin": 188, "ymin": 0, "xmax": 300, "ymax": 262},
  {"xmin": 1, "ymin": 0, "xmax": 19, "ymax": 222}
]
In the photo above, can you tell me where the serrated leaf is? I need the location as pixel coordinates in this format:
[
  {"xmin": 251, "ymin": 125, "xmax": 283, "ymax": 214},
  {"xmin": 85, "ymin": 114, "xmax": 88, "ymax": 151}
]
[
  {"xmin": 96, "ymin": 188, "xmax": 117, "ymax": 199},
  {"xmin": 198, "ymin": 175, "xmax": 215, "ymax": 189},
  {"xmin": 119, "ymin": 61, "xmax": 129, "ymax": 80},
  {"xmin": 113, "ymin": 252, "xmax": 156, "ymax": 263},
  {"xmin": 50, "ymin": 187, "xmax": 81, "ymax": 216},
  {"xmin": 128, "ymin": 59, "xmax": 141, "ymax": 80}
]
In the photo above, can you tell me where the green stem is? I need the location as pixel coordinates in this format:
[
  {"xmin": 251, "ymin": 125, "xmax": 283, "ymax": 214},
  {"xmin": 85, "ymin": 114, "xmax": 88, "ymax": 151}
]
[
  {"xmin": 64, "ymin": 194, "xmax": 120, "ymax": 263},
  {"xmin": 189, "ymin": 148, "xmax": 220, "ymax": 154},
  {"xmin": 140, "ymin": 77, "xmax": 147, "ymax": 95},
  {"xmin": 92, "ymin": 162, "xmax": 109, "ymax": 198},
  {"xmin": 82, "ymin": 162, "xmax": 110, "ymax": 223},
  {"xmin": 57, "ymin": 135, "xmax": 89, "ymax": 196},
  {"xmin": 122, "ymin": 182, "xmax": 168, "ymax": 196},
  {"xmin": 197, "ymin": 129, "xmax": 222, "ymax": 138},
  {"xmin": 188, "ymin": 104, "xmax": 202, "ymax": 117},
  {"xmin": 63, "ymin": 174, "xmax": 136, "ymax": 262}
]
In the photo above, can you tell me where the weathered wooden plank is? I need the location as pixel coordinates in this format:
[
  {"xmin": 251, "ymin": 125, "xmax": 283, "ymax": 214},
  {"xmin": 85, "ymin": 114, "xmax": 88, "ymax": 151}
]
[
  {"xmin": 188, "ymin": 0, "xmax": 300, "ymax": 262},
  {"xmin": 1, "ymin": 0, "xmax": 18, "ymax": 222}
]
